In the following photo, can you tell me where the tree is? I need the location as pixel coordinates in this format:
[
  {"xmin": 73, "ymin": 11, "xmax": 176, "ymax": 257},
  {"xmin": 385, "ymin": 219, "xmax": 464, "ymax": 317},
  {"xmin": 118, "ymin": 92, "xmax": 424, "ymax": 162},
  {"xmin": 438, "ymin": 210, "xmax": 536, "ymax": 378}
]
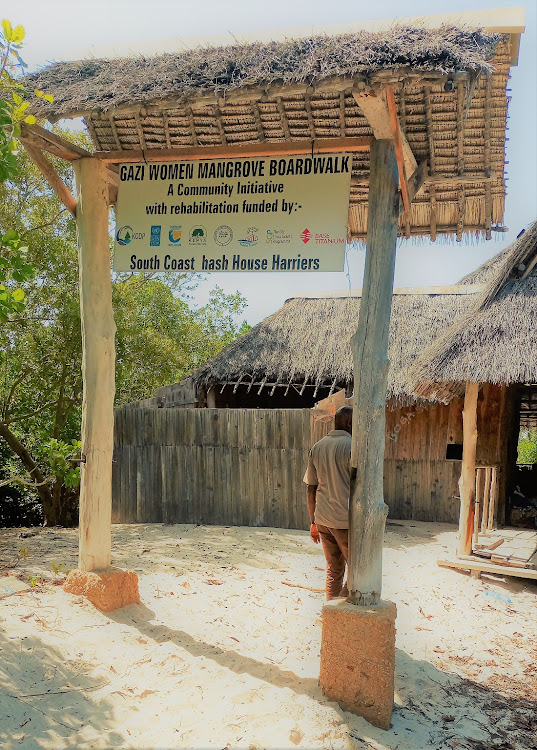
[{"xmin": 0, "ymin": 140, "xmax": 249, "ymax": 526}]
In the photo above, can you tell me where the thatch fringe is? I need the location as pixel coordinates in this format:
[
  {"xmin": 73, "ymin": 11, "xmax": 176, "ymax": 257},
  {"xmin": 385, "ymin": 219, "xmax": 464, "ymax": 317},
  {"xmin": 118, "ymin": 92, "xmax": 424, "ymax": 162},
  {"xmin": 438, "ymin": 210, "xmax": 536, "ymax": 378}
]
[
  {"xmin": 193, "ymin": 288, "xmax": 480, "ymax": 403},
  {"xmin": 412, "ymin": 219, "xmax": 537, "ymax": 398}
]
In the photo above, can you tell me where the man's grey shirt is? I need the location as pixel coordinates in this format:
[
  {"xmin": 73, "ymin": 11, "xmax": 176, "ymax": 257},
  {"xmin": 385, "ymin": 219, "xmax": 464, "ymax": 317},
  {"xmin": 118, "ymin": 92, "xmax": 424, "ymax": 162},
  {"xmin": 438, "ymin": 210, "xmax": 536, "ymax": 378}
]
[{"xmin": 303, "ymin": 429, "xmax": 352, "ymax": 529}]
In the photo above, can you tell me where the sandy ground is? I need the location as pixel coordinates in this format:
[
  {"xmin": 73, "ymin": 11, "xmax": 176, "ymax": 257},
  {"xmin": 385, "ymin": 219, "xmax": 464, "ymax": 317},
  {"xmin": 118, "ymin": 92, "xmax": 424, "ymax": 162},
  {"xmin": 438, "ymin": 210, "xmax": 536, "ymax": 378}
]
[{"xmin": 1, "ymin": 520, "xmax": 537, "ymax": 750}]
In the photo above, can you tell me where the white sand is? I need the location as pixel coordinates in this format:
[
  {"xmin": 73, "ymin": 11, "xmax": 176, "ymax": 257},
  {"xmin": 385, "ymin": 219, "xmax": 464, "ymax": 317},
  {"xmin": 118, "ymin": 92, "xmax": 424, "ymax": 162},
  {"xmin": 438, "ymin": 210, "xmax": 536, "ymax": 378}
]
[{"xmin": 1, "ymin": 520, "xmax": 536, "ymax": 750}]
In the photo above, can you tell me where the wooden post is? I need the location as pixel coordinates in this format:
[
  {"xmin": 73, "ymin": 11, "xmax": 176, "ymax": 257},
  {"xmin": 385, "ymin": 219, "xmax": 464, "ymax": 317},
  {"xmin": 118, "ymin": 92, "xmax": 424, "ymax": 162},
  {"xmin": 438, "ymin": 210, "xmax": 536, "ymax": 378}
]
[
  {"xmin": 74, "ymin": 158, "xmax": 116, "ymax": 572},
  {"xmin": 481, "ymin": 466, "xmax": 491, "ymax": 534},
  {"xmin": 459, "ymin": 382, "xmax": 479, "ymax": 557},
  {"xmin": 473, "ymin": 467, "xmax": 485, "ymax": 549},
  {"xmin": 348, "ymin": 140, "xmax": 400, "ymax": 606}
]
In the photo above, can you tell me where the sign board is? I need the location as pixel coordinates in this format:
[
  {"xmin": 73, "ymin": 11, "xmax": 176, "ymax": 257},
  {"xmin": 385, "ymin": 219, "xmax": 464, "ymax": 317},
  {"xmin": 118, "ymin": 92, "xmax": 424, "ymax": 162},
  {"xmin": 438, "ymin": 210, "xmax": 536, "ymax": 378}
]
[{"xmin": 114, "ymin": 154, "xmax": 352, "ymax": 272}]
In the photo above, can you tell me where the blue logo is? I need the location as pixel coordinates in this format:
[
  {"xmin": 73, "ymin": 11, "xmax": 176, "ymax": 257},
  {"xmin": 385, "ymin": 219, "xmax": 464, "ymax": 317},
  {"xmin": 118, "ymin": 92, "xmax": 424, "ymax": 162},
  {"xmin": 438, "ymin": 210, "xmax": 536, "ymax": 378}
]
[
  {"xmin": 116, "ymin": 226, "xmax": 133, "ymax": 245},
  {"xmin": 150, "ymin": 225, "xmax": 162, "ymax": 247}
]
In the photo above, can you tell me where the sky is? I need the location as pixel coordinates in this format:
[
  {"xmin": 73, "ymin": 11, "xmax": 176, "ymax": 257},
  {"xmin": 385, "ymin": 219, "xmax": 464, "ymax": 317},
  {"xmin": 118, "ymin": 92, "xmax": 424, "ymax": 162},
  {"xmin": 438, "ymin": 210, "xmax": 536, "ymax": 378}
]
[{"xmin": 11, "ymin": 0, "xmax": 537, "ymax": 324}]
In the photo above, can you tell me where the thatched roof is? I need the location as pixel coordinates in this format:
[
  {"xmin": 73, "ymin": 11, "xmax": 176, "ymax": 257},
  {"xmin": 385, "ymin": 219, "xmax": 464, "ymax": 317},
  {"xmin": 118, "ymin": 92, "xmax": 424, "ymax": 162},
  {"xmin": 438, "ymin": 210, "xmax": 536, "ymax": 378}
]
[
  {"xmin": 192, "ymin": 285, "xmax": 484, "ymax": 404},
  {"xmin": 27, "ymin": 27, "xmax": 500, "ymax": 119},
  {"xmin": 24, "ymin": 16, "xmax": 518, "ymax": 241},
  {"xmin": 413, "ymin": 219, "xmax": 537, "ymax": 400}
]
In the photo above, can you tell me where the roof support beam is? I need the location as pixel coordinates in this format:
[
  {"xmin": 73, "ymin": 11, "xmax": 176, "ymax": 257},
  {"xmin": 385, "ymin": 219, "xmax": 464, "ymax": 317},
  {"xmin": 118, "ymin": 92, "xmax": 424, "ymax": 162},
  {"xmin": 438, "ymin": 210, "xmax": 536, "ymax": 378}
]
[
  {"xmin": 22, "ymin": 143, "xmax": 77, "ymax": 217},
  {"xmin": 353, "ymin": 88, "xmax": 417, "ymax": 178},
  {"xmin": 386, "ymin": 85, "xmax": 410, "ymax": 212},
  {"xmin": 19, "ymin": 123, "xmax": 119, "ymax": 188},
  {"xmin": 93, "ymin": 136, "xmax": 373, "ymax": 164}
]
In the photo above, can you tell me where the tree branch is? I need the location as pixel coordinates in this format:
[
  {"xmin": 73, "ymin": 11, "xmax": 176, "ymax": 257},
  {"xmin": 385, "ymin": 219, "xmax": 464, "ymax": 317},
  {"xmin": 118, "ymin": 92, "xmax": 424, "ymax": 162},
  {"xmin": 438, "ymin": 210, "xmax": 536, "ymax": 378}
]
[{"xmin": 0, "ymin": 422, "xmax": 52, "ymax": 507}]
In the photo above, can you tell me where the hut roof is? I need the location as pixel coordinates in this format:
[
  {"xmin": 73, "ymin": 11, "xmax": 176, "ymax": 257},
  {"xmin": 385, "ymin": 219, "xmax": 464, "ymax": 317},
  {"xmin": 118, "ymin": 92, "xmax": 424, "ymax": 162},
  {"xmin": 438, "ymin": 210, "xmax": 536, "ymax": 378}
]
[
  {"xmin": 23, "ymin": 9, "xmax": 523, "ymax": 241},
  {"xmin": 192, "ymin": 284, "xmax": 484, "ymax": 404},
  {"xmin": 413, "ymin": 219, "xmax": 537, "ymax": 400}
]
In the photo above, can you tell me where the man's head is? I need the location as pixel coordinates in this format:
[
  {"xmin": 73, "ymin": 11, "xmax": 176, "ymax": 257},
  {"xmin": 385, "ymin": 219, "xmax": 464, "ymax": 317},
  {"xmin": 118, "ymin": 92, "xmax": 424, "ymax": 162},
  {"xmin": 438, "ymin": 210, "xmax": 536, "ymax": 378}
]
[{"xmin": 334, "ymin": 405, "xmax": 353, "ymax": 434}]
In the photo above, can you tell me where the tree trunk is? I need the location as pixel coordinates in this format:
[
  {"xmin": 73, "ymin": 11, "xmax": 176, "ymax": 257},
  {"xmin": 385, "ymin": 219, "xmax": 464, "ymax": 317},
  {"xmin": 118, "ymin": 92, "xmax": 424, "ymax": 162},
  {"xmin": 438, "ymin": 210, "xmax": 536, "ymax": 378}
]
[
  {"xmin": 348, "ymin": 139, "xmax": 400, "ymax": 606},
  {"xmin": 74, "ymin": 157, "xmax": 115, "ymax": 572},
  {"xmin": 459, "ymin": 382, "xmax": 479, "ymax": 556},
  {"xmin": 0, "ymin": 421, "xmax": 53, "ymax": 512}
]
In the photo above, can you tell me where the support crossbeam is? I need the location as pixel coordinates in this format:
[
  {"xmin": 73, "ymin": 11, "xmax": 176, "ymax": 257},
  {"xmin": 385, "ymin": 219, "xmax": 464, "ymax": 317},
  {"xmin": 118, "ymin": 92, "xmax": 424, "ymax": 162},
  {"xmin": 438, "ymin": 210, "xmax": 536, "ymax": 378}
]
[{"xmin": 94, "ymin": 137, "xmax": 373, "ymax": 164}]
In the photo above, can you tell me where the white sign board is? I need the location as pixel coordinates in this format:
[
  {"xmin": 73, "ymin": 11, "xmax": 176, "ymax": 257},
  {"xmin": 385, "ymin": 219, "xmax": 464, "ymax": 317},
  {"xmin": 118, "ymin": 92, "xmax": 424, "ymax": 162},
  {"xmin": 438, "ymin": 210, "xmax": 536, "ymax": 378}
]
[{"xmin": 114, "ymin": 154, "xmax": 351, "ymax": 272}]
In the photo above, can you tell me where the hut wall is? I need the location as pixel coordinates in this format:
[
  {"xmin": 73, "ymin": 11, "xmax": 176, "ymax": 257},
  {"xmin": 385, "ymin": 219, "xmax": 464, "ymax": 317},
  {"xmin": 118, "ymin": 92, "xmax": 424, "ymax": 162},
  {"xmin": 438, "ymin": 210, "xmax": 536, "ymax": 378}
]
[
  {"xmin": 384, "ymin": 384, "xmax": 513, "ymax": 523},
  {"xmin": 113, "ymin": 396, "xmax": 502, "ymax": 527}
]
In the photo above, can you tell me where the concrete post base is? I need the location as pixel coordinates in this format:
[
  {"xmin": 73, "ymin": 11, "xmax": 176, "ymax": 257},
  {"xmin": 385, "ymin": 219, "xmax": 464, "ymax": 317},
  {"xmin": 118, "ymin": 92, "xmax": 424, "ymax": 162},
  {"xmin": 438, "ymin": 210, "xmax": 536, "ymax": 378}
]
[
  {"xmin": 320, "ymin": 598, "xmax": 396, "ymax": 730},
  {"xmin": 64, "ymin": 567, "xmax": 140, "ymax": 612}
]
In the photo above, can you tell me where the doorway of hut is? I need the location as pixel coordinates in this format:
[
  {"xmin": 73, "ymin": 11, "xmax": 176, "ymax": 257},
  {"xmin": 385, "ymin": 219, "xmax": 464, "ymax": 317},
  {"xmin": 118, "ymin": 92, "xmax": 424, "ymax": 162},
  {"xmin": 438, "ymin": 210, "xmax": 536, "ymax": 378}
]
[{"xmin": 509, "ymin": 384, "xmax": 537, "ymax": 528}]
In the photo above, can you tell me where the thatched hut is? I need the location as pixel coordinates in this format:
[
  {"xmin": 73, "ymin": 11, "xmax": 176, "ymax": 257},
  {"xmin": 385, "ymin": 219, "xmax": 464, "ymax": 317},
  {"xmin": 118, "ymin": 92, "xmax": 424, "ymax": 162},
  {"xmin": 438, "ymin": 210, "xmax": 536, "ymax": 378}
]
[
  {"xmin": 411, "ymin": 219, "xmax": 537, "ymax": 545},
  {"xmin": 141, "ymin": 224, "xmax": 535, "ymax": 528}
]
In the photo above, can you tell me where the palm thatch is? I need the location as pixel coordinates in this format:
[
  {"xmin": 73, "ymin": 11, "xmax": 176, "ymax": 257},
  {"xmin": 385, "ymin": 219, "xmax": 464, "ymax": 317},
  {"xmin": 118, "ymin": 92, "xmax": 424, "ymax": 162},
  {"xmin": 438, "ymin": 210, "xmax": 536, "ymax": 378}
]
[
  {"xmin": 413, "ymin": 219, "xmax": 537, "ymax": 400},
  {"xmin": 192, "ymin": 286, "xmax": 483, "ymax": 404},
  {"xmin": 23, "ymin": 23, "xmax": 514, "ymax": 241},
  {"xmin": 27, "ymin": 27, "xmax": 499, "ymax": 119}
]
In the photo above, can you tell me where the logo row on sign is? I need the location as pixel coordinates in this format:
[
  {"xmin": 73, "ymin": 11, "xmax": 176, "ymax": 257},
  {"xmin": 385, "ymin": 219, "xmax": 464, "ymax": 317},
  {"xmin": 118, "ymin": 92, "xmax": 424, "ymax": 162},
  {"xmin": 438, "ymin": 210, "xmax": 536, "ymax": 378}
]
[{"xmin": 116, "ymin": 224, "xmax": 343, "ymax": 248}]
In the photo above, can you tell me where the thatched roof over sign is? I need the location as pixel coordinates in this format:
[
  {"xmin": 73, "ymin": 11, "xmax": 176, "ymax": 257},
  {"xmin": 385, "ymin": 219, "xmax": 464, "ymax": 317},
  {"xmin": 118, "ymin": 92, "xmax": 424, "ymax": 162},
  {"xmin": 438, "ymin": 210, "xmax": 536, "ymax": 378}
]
[
  {"xmin": 28, "ymin": 27, "xmax": 500, "ymax": 119},
  {"xmin": 192, "ymin": 285, "xmax": 483, "ymax": 404},
  {"xmin": 413, "ymin": 219, "xmax": 537, "ymax": 400},
  {"xmin": 24, "ymin": 12, "xmax": 521, "ymax": 242}
]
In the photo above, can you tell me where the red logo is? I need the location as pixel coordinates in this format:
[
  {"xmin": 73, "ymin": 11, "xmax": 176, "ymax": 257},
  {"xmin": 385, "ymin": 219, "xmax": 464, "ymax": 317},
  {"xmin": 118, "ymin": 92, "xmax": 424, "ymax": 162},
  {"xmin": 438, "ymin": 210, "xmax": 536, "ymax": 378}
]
[{"xmin": 301, "ymin": 228, "xmax": 311, "ymax": 244}]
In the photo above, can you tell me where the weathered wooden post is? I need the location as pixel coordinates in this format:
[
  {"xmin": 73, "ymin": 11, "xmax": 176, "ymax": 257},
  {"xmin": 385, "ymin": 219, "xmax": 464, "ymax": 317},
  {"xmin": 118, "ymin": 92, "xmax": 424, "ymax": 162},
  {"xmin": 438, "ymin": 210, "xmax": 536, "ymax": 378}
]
[
  {"xmin": 64, "ymin": 157, "xmax": 139, "ymax": 610},
  {"xmin": 459, "ymin": 381, "xmax": 479, "ymax": 556},
  {"xmin": 320, "ymin": 139, "xmax": 399, "ymax": 730}
]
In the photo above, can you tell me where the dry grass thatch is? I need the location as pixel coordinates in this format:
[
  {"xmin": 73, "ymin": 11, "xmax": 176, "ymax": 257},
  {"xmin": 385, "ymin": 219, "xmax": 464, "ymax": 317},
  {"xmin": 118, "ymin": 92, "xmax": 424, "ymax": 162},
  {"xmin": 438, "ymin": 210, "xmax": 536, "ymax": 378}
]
[
  {"xmin": 26, "ymin": 27, "xmax": 500, "ymax": 118},
  {"xmin": 24, "ymin": 25, "xmax": 513, "ymax": 241},
  {"xmin": 412, "ymin": 219, "xmax": 537, "ymax": 400},
  {"xmin": 192, "ymin": 287, "xmax": 482, "ymax": 404}
]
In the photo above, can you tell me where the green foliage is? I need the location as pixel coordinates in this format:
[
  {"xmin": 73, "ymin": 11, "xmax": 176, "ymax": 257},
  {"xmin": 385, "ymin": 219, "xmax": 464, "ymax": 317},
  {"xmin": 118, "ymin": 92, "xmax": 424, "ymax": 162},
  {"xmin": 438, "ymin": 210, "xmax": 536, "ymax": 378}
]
[
  {"xmin": 0, "ymin": 229, "xmax": 33, "ymax": 321},
  {"xmin": 0, "ymin": 131, "xmax": 249, "ymax": 525},
  {"xmin": 37, "ymin": 439, "xmax": 81, "ymax": 489},
  {"xmin": 517, "ymin": 430, "xmax": 537, "ymax": 465},
  {"xmin": 0, "ymin": 19, "xmax": 29, "ymax": 181}
]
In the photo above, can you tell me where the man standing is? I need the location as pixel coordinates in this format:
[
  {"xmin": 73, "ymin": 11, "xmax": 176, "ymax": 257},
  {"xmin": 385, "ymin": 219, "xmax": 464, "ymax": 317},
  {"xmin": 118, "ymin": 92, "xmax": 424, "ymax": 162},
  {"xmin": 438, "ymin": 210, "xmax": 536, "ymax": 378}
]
[{"xmin": 303, "ymin": 405, "xmax": 353, "ymax": 600}]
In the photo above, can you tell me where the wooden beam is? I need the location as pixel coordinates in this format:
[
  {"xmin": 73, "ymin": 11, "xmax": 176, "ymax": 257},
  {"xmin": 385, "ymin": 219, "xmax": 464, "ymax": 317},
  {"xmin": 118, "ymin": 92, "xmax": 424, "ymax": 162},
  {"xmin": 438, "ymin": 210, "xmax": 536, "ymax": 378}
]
[
  {"xmin": 386, "ymin": 86, "xmax": 410, "ymax": 212},
  {"xmin": 407, "ymin": 160, "xmax": 429, "ymax": 203},
  {"xmin": 22, "ymin": 143, "xmax": 77, "ymax": 217},
  {"xmin": 438, "ymin": 558, "xmax": 537, "ymax": 581},
  {"xmin": 94, "ymin": 137, "xmax": 373, "ymax": 163},
  {"xmin": 19, "ymin": 124, "xmax": 119, "ymax": 188},
  {"xmin": 74, "ymin": 157, "xmax": 115, "ymax": 572},
  {"xmin": 348, "ymin": 139, "xmax": 399, "ymax": 606},
  {"xmin": 20, "ymin": 123, "xmax": 92, "ymax": 161},
  {"xmin": 354, "ymin": 89, "xmax": 417, "ymax": 178},
  {"xmin": 459, "ymin": 382, "xmax": 479, "ymax": 557}
]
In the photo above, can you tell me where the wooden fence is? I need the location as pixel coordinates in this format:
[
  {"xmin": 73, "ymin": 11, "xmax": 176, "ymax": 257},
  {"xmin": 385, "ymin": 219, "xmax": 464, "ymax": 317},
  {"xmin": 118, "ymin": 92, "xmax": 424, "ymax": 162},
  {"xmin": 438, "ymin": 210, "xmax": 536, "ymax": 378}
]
[
  {"xmin": 113, "ymin": 408, "xmax": 318, "ymax": 529},
  {"xmin": 112, "ymin": 403, "xmax": 465, "ymax": 527}
]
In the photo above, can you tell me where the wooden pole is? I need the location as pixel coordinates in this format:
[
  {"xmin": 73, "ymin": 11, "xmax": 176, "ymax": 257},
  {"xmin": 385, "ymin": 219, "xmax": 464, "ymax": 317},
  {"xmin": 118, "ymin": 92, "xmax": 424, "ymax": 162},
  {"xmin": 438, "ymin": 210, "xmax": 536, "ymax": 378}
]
[
  {"xmin": 74, "ymin": 157, "xmax": 116, "ymax": 572},
  {"xmin": 488, "ymin": 467, "xmax": 498, "ymax": 531},
  {"xmin": 348, "ymin": 139, "xmax": 400, "ymax": 606},
  {"xmin": 473, "ymin": 467, "xmax": 485, "ymax": 550},
  {"xmin": 481, "ymin": 466, "xmax": 491, "ymax": 534},
  {"xmin": 459, "ymin": 382, "xmax": 479, "ymax": 557}
]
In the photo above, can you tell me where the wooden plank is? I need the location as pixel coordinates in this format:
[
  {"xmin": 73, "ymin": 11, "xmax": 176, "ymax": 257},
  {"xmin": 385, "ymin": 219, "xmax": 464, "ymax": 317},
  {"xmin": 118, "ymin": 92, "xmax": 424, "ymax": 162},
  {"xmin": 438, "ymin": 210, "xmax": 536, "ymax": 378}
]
[
  {"xmin": 96, "ymin": 136, "xmax": 373, "ymax": 163},
  {"xmin": 438, "ymin": 559, "xmax": 537, "ymax": 580}
]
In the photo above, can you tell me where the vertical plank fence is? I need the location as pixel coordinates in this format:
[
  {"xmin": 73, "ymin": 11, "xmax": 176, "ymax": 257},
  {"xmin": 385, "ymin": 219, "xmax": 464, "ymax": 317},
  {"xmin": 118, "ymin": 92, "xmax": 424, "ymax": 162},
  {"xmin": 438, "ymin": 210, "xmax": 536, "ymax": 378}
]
[{"xmin": 112, "ymin": 408, "xmax": 319, "ymax": 529}]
